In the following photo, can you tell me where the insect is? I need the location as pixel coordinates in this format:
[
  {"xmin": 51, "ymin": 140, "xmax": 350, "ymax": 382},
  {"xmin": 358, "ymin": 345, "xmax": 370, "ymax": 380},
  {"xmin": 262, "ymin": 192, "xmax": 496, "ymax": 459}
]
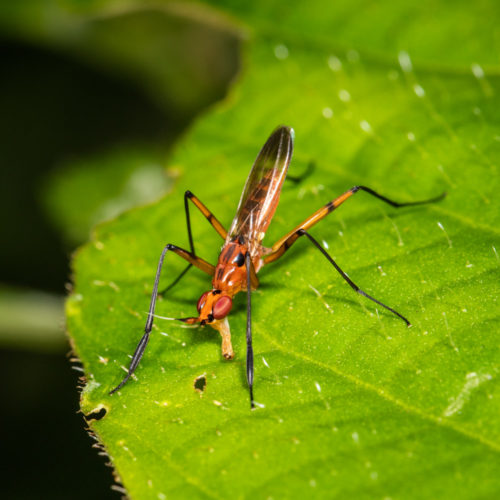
[{"xmin": 110, "ymin": 126, "xmax": 445, "ymax": 407}]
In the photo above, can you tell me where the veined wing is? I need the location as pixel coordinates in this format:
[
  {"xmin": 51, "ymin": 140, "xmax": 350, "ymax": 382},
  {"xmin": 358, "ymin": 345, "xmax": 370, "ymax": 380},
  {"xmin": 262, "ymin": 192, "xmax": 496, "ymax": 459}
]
[{"xmin": 228, "ymin": 126, "xmax": 294, "ymax": 255}]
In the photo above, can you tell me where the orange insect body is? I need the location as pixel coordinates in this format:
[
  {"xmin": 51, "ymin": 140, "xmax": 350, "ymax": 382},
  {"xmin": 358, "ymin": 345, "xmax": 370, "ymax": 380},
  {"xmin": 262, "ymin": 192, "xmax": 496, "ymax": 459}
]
[
  {"xmin": 190, "ymin": 127, "xmax": 293, "ymax": 360},
  {"xmin": 198, "ymin": 240, "xmax": 258, "ymax": 359},
  {"xmin": 212, "ymin": 241, "xmax": 252, "ymax": 292}
]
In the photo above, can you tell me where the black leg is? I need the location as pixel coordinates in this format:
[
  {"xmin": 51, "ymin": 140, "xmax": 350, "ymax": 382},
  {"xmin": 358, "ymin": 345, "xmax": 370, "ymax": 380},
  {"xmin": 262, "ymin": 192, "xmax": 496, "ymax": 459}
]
[
  {"xmin": 354, "ymin": 185, "xmax": 446, "ymax": 208},
  {"xmin": 158, "ymin": 263, "xmax": 192, "ymax": 295},
  {"xmin": 109, "ymin": 244, "xmax": 214, "ymax": 395},
  {"xmin": 297, "ymin": 229, "xmax": 411, "ymax": 326},
  {"xmin": 286, "ymin": 160, "xmax": 315, "ymax": 184},
  {"xmin": 245, "ymin": 251, "xmax": 255, "ymax": 408},
  {"xmin": 160, "ymin": 190, "xmax": 228, "ymax": 295},
  {"xmin": 159, "ymin": 192, "xmax": 195, "ymax": 293}
]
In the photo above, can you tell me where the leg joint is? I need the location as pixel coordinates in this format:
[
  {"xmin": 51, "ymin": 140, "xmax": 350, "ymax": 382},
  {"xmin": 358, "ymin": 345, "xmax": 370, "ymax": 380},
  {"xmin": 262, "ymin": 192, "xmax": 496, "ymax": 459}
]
[{"xmin": 185, "ymin": 190, "xmax": 194, "ymax": 198}]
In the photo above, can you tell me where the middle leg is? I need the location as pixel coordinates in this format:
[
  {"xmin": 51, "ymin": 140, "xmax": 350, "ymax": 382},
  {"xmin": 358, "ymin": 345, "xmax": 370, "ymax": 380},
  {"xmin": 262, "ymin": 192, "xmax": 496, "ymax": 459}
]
[{"xmin": 161, "ymin": 190, "xmax": 228, "ymax": 294}]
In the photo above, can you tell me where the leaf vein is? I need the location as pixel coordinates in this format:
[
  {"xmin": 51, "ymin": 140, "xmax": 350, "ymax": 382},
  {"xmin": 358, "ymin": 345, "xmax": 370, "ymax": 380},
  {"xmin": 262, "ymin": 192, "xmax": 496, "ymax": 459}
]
[{"xmin": 261, "ymin": 332, "xmax": 500, "ymax": 453}]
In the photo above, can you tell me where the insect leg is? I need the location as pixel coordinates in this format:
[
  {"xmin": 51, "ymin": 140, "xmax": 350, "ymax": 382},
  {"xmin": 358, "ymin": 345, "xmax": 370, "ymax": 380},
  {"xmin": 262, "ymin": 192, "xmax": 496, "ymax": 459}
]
[
  {"xmin": 276, "ymin": 228, "xmax": 411, "ymax": 326},
  {"xmin": 109, "ymin": 244, "xmax": 215, "ymax": 395},
  {"xmin": 286, "ymin": 160, "xmax": 315, "ymax": 184},
  {"xmin": 245, "ymin": 251, "xmax": 255, "ymax": 408},
  {"xmin": 186, "ymin": 190, "xmax": 228, "ymax": 240},
  {"xmin": 160, "ymin": 190, "xmax": 228, "ymax": 294},
  {"xmin": 264, "ymin": 185, "xmax": 445, "ymax": 264}
]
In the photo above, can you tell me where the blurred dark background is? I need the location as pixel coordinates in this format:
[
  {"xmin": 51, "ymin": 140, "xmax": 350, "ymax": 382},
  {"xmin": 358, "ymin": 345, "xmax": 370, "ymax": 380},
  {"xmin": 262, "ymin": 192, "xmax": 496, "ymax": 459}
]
[{"xmin": 0, "ymin": 5, "xmax": 240, "ymax": 498}]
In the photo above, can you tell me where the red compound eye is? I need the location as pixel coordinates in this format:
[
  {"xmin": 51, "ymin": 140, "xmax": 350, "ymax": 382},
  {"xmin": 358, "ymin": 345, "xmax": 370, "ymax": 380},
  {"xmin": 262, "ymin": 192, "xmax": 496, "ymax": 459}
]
[
  {"xmin": 197, "ymin": 291, "xmax": 209, "ymax": 313},
  {"xmin": 212, "ymin": 296, "xmax": 232, "ymax": 319}
]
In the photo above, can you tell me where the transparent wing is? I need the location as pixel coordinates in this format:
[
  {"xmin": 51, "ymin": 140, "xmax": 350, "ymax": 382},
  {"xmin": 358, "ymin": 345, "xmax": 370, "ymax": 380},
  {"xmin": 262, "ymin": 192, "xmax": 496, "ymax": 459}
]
[{"xmin": 228, "ymin": 126, "xmax": 294, "ymax": 256}]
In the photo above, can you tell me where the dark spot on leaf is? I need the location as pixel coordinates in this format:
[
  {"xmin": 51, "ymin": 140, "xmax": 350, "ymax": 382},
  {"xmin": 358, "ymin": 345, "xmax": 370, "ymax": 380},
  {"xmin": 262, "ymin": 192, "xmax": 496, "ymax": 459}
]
[
  {"xmin": 84, "ymin": 406, "xmax": 107, "ymax": 422},
  {"xmin": 194, "ymin": 374, "xmax": 207, "ymax": 394}
]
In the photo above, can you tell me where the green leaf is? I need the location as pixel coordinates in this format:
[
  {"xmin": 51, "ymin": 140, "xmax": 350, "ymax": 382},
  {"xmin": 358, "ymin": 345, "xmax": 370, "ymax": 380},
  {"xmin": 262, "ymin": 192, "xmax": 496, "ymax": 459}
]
[{"xmin": 68, "ymin": 1, "xmax": 500, "ymax": 498}]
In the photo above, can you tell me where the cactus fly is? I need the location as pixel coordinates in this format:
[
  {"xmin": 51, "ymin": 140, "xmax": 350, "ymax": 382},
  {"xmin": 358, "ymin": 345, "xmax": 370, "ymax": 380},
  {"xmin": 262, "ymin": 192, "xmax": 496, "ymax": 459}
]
[{"xmin": 110, "ymin": 126, "xmax": 445, "ymax": 407}]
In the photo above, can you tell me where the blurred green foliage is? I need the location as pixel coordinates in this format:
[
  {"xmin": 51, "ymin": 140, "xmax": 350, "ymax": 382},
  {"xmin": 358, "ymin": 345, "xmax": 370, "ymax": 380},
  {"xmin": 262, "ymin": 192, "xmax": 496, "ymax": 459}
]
[
  {"xmin": 0, "ymin": 2, "xmax": 240, "ymax": 499},
  {"xmin": 42, "ymin": 146, "xmax": 173, "ymax": 245},
  {"xmin": 0, "ymin": 0, "xmax": 240, "ymax": 291}
]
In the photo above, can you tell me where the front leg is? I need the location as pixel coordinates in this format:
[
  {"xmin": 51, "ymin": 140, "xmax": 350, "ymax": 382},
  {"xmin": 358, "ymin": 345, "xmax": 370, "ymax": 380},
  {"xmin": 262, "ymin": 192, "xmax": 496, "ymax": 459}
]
[{"xmin": 109, "ymin": 244, "xmax": 215, "ymax": 394}]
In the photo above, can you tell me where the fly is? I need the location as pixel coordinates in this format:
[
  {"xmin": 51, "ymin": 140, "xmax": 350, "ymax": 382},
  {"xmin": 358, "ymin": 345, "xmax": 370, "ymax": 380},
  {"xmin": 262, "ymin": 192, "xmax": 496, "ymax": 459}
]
[{"xmin": 110, "ymin": 126, "xmax": 445, "ymax": 407}]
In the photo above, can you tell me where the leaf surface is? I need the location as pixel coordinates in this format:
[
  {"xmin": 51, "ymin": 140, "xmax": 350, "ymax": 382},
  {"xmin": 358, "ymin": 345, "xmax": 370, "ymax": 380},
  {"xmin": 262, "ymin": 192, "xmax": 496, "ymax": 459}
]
[{"xmin": 67, "ymin": 1, "xmax": 500, "ymax": 498}]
